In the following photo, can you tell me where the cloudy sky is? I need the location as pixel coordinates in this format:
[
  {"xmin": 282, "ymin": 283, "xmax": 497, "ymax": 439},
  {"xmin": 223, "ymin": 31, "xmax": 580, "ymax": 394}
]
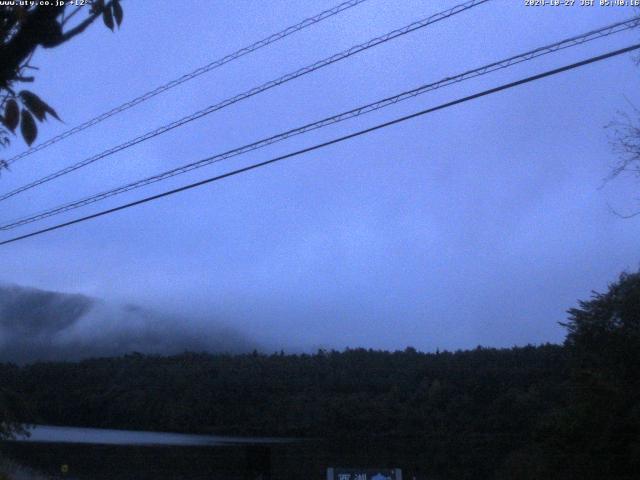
[{"xmin": 0, "ymin": 0, "xmax": 639, "ymax": 355}]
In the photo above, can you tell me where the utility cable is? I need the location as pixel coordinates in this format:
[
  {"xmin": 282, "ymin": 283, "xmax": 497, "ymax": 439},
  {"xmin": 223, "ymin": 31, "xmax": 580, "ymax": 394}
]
[
  {"xmin": 1, "ymin": 42, "xmax": 637, "ymax": 247},
  {"xmin": 0, "ymin": 0, "xmax": 489, "ymax": 200},
  {"xmin": 4, "ymin": 0, "xmax": 371, "ymax": 165},
  {"xmin": 2, "ymin": 17, "xmax": 637, "ymax": 231}
]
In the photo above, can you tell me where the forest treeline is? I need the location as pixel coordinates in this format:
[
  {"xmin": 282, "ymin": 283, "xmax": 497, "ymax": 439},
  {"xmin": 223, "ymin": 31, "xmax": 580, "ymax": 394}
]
[
  {"xmin": 1, "ymin": 344, "xmax": 567, "ymax": 438},
  {"xmin": 0, "ymin": 271, "xmax": 638, "ymax": 479},
  {"xmin": 2, "ymin": 345, "xmax": 569, "ymax": 478}
]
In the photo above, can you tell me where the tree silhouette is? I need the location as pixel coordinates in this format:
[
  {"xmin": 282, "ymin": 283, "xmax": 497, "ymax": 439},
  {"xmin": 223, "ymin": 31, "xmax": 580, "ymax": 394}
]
[
  {"xmin": 0, "ymin": 0, "xmax": 123, "ymax": 437},
  {"xmin": 0, "ymin": 1, "xmax": 123, "ymax": 155}
]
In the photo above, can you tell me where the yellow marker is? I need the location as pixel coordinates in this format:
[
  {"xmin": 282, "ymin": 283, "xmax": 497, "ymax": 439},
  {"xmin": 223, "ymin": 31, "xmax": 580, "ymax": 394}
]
[{"xmin": 61, "ymin": 464, "xmax": 69, "ymax": 474}]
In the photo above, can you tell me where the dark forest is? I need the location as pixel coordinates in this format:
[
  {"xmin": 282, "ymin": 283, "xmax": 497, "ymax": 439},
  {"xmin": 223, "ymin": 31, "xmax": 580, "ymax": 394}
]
[{"xmin": 2, "ymin": 271, "xmax": 639, "ymax": 479}]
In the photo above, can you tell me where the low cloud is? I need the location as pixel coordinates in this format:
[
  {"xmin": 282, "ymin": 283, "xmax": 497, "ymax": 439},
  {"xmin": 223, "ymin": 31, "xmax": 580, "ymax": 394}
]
[{"xmin": 0, "ymin": 284, "xmax": 256, "ymax": 364}]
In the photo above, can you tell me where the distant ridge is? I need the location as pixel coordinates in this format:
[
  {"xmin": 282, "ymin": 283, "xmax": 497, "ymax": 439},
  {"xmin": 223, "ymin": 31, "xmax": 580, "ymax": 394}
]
[{"xmin": 0, "ymin": 284, "xmax": 255, "ymax": 363}]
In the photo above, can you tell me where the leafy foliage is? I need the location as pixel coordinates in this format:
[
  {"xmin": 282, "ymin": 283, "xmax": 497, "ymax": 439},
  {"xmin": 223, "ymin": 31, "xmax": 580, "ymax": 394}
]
[
  {"xmin": 91, "ymin": 0, "xmax": 124, "ymax": 30},
  {"xmin": 0, "ymin": 91, "xmax": 59, "ymax": 146},
  {"xmin": 112, "ymin": 1, "xmax": 123, "ymax": 28},
  {"xmin": 1, "ymin": 99, "xmax": 18, "ymax": 132},
  {"xmin": 19, "ymin": 90, "xmax": 59, "ymax": 122},
  {"xmin": 0, "ymin": 2, "xmax": 123, "ymax": 156},
  {"xmin": 18, "ymin": 108, "xmax": 36, "ymax": 146},
  {"xmin": 500, "ymin": 271, "xmax": 640, "ymax": 480}
]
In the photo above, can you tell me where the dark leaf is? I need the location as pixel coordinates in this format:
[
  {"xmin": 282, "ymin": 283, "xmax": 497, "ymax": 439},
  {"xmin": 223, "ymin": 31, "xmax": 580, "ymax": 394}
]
[
  {"xmin": 19, "ymin": 90, "xmax": 60, "ymax": 122},
  {"xmin": 19, "ymin": 91, "xmax": 45, "ymax": 121},
  {"xmin": 4, "ymin": 99, "xmax": 19, "ymax": 132},
  {"xmin": 45, "ymin": 104, "xmax": 60, "ymax": 121},
  {"xmin": 103, "ymin": 6, "xmax": 114, "ymax": 31},
  {"xmin": 90, "ymin": 0, "xmax": 105, "ymax": 15},
  {"xmin": 113, "ymin": 0, "xmax": 123, "ymax": 27},
  {"xmin": 20, "ymin": 109, "xmax": 37, "ymax": 146},
  {"xmin": 44, "ymin": 103, "xmax": 60, "ymax": 122}
]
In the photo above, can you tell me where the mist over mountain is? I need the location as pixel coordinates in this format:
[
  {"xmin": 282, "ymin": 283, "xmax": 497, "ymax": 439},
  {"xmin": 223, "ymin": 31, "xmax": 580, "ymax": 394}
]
[{"xmin": 0, "ymin": 284, "xmax": 256, "ymax": 364}]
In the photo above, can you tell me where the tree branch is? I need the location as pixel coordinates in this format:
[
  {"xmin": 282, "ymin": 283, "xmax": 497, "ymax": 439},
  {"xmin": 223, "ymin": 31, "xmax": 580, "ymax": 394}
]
[
  {"xmin": 0, "ymin": 2, "xmax": 112, "ymax": 84},
  {"xmin": 48, "ymin": 2, "xmax": 113, "ymax": 48},
  {"xmin": 0, "ymin": 6, "xmax": 64, "ymax": 84}
]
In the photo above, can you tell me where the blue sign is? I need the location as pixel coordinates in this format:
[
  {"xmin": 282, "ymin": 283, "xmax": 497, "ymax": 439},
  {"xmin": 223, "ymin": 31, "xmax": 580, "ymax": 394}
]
[{"xmin": 327, "ymin": 468, "xmax": 402, "ymax": 480}]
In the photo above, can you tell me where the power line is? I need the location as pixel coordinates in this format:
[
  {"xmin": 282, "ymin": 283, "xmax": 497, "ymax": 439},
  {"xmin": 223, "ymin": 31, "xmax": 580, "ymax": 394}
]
[
  {"xmin": 4, "ymin": 0, "xmax": 370, "ymax": 166},
  {"xmin": 3, "ymin": 16, "xmax": 638, "ymax": 231},
  {"xmin": 1, "ymin": 43, "xmax": 637, "ymax": 247},
  {"xmin": 0, "ymin": 0, "xmax": 489, "ymax": 202}
]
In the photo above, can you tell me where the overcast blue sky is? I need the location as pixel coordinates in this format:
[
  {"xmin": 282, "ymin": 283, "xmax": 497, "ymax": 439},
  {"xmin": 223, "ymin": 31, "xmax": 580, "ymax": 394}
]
[{"xmin": 1, "ymin": 0, "xmax": 639, "ymax": 353}]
